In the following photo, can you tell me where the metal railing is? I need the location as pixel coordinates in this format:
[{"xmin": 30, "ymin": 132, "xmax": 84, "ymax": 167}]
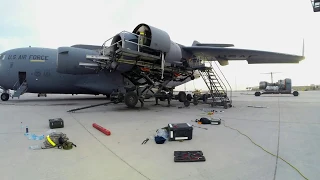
[
  {"xmin": 212, "ymin": 60, "xmax": 232, "ymax": 103},
  {"xmin": 12, "ymin": 80, "xmax": 20, "ymax": 90},
  {"xmin": 198, "ymin": 53, "xmax": 232, "ymax": 102},
  {"xmin": 207, "ymin": 61, "xmax": 228, "ymax": 97},
  {"xmin": 12, "ymin": 79, "xmax": 27, "ymax": 91},
  {"xmin": 101, "ymin": 30, "xmax": 153, "ymax": 56},
  {"xmin": 97, "ymin": 30, "xmax": 167, "ymax": 79}
]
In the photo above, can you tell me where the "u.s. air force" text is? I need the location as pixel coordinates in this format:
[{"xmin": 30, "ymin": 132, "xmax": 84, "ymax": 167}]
[{"xmin": 8, "ymin": 54, "xmax": 49, "ymax": 60}]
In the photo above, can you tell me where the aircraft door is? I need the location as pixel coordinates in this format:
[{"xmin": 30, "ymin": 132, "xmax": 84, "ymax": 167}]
[{"xmin": 18, "ymin": 71, "xmax": 26, "ymax": 85}]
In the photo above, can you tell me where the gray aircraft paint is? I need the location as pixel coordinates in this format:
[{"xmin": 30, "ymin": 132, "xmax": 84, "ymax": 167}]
[
  {"xmin": 0, "ymin": 47, "xmax": 195, "ymax": 96},
  {"xmin": 0, "ymin": 47, "xmax": 124, "ymax": 95}
]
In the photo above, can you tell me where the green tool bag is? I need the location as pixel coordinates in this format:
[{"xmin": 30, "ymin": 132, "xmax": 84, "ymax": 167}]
[{"xmin": 42, "ymin": 132, "xmax": 77, "ymax": 150}]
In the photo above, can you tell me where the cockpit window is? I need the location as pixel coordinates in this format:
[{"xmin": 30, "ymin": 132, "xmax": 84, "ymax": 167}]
[{"xmin": 0, "ymin": 54, "xmax": 5, "ymax": 60}]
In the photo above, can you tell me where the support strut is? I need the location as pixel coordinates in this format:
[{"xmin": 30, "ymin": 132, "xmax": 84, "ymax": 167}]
[{"xmin": 67, "ymin": 102, "xmax": 114, "ymax": 113}]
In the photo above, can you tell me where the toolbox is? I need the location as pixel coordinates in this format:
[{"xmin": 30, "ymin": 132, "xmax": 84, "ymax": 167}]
[
  {"xmin": 49, "ymin": 118, "xmax": 64, "ymax": 129},
  {"xmin": 168, "ymin": 123, "xmax": 193, "ymax": 141}
]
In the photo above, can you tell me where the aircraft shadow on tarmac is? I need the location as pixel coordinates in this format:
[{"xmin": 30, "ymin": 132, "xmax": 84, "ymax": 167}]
[
  {"xmin": 0, "ymin": 97, "xmax": 109, "ymax": 106},
  {"xmin": 3, "ymin": 97, "xmax": 108, "ymax": 103},
  {"xmin": 255, "ymin": 95, "xmax": 296, "ymax": 98}
]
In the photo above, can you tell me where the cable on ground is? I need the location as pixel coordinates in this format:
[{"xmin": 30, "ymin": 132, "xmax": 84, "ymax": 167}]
[{"xmin": 220, "ymin": 119, "xmax": 308, "ymax": 180}]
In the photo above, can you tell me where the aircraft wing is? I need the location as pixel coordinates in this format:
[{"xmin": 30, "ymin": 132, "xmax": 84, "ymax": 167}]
[{"xmin": 182, "ymin": 46, "xmax": 305, "ymax": 65}]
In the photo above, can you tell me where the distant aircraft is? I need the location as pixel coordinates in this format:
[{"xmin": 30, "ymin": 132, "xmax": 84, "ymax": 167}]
[
  {"xmin": 310, "ymin": 0, "xmax": 320, "ymax": 12},
  {"xmin": 0, "ymin": 23, "xmax": 305, "ymax": 108}
]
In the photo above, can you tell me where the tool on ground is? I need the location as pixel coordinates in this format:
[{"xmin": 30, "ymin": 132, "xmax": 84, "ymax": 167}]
[
  {"xmin": 248, "ymin": 105, "xmax": 268, "ymax": 108},
  {"xmin": 141, "ymin": 138, "xmax": 149, "ymax": 144},
  {"xmin": 92, "ymin": 123, "xmax": 111, "ymax": 136},
  {"xmin": 49, "ymin": 118, "xmax": 64, "ymax": 129},
  {"xmin": 174, "ymin": 151, "xmax": 206, "ymax": 162},
  {"xmin": 193, "ymin": 117, "xmax": 221, "ymax": 125},
  {"xmin": 192, "ymin": 125, "xmax": 208, "ymax": 130}
]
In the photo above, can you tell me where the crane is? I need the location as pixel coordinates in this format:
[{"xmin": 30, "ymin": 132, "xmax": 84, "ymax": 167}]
[{"xmin": 261, "ymin": 72, "xmax": 282, "ymax": 83}]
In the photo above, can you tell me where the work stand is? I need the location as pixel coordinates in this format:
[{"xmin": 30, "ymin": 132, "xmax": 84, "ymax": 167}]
[{"xmin": 198, "ymin": 62, "xmax": 232, "ymax": 109}]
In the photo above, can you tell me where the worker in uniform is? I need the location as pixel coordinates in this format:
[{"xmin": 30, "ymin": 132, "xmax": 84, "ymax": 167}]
[{"xmin": 138, "ymin": 31, "xmax": 147, "ymax": 50}]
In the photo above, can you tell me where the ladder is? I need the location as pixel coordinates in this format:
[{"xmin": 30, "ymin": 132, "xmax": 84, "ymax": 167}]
[
  {"xmin": 12, "ymin": 80, "xmax": 28, "ymax": 99},
  {"xmin": 199, "ymin": 61, "xmax": 232, "ymax": 108}
]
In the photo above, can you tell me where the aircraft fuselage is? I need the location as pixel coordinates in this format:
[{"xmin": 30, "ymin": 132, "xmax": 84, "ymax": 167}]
[
  {"xmin": 0, "ymin": 47, "xmax": 124, "ymax": 95},
  {"xmin": 0, "ymin": 47, "xmax": 197, "ymax": 100}
]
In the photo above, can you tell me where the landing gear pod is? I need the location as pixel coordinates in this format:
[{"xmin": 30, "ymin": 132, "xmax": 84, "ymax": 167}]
[
  {"xmin": 57, "ymin": 47, "xmax": 100, "ymax": 75},
  {"xmin": 108, "ymin": 32, "xmax": 139, "ymax": 53}
]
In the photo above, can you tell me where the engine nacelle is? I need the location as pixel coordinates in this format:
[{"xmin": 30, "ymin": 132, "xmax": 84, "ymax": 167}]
[
  {"xmin": 56, "ymin": 47, "xmax": 100, "ymax": 75},
  {"xmin": 133, "ymin": 23, "xmax": 171, "ymax": 53},
  {"xmin": 132, "ymin": 23, "xmax": 183, "ymax": 64},
  {"xmin": 108, "ymin": 23, "xmax": 183, "ymax": 65}
]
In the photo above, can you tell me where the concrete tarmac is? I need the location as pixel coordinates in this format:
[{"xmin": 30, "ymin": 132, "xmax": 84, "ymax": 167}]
[{"xmin": 0, "ymin": 91, "xmax": 319, "ymax": 180}]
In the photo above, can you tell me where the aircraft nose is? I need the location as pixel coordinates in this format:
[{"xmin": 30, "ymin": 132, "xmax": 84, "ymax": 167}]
[
  {"xmin": 0, "ymin": 53, "xmax": 3, "ymax": 68},
  {"xmin": 0, "ymin": 52, "xmax": 6, "ymax": 74}
]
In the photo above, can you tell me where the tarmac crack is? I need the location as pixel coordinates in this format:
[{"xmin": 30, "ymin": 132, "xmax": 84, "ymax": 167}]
[
  {"xmin": 69, "ymin": 114, "xmax": 152, "ymax": 180},
  {"xmin": 273, "ymin": 97, "xmax": 281, "ymax": 180}
]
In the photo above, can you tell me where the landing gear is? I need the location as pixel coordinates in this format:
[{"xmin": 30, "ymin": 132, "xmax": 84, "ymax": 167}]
[
  {"xmin": 293, "ymin": 91, "xmax": 299, "ymax": 96},
  {"xmin": 223, "ymin": 101, "xmax": 229, "ymax": 109},
  {"xmin": 178, "ymin": 91, "xmax": 187, "ymax": 102},
  {"xmin": 1, "ymin": 93, "xmax": 10, "ymax": 101},
  {"xmin": 159, "ymin": 92, "xmax": 166, "ymax": 101},
  {"xmin": 37, "ymin": 93, "xmax": 47, "ymax": 97},
  {"xmin": 193, "ymin": 97, "xmax": 199, "ymax": 105},
  {"xmin": 202, "ymin": 94, "xmax": 208, "ymax": 103},
  {"xmin": 183, "ymin": 100, "xmax": 190, "ymax": 107},
  {"xmin": 186, "ymin": 94, "xmax": 192, "ymax": 101},
  {"xmin": 124, "ymin": 91, "xmax": 139, "ymax": 108}
]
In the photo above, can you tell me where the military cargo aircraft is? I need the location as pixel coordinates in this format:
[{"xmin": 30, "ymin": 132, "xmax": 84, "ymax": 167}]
[
  {"xmin": 0, "ymin": 47, "xmax": 200, "ymax": 101},
  {"xmin": 0, "ymin": 23, "xmax": 304, "ymax": 108}
]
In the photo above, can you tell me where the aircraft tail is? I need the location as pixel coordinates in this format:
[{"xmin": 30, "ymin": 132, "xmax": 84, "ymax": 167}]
[{"xmin": 192, "ymin": 40, "xmax": 234, "ymax": 47}]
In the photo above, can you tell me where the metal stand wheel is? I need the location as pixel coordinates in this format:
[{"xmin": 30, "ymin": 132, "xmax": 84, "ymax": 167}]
[{"xmin": 1, "ymin": 93, "xmax": 9, "ymax": 101}]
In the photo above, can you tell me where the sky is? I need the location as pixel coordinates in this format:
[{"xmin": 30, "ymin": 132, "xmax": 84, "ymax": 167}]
[{"xmin": 0, "ymin": 0, "xmax": 319, "ymax": 91}]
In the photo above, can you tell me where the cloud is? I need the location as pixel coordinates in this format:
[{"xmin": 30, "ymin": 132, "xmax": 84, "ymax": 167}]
[{"xmin": 0, "ymin": 0, "xmax": 40, "ymax": 52}]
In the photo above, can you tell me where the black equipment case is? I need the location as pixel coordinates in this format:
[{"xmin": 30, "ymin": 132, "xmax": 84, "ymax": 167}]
[
  {"xmin": 49, "ymin": 118, "xmax": 64, "ymax": 129},
  {"xmin": 168, "ymin": 123, "xmax": 193, "ymax": 141}
]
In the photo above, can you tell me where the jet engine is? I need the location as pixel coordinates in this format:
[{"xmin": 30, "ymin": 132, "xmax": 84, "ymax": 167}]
[
  {"xmin": 108, "ymin": 23, "xmax": 184, "ymax": 64},
  {"xmin": 259, "ymin": 78, "xmax": 292, "ymax": 91},
  {"xmin": 56, "ymin": 47, "xmax": 100, "ymax": 75}
]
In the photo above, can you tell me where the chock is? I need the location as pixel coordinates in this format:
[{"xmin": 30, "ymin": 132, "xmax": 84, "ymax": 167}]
[{"xmin": 92, "ymin": 123, "xmax": 111, "ymax": 136}]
